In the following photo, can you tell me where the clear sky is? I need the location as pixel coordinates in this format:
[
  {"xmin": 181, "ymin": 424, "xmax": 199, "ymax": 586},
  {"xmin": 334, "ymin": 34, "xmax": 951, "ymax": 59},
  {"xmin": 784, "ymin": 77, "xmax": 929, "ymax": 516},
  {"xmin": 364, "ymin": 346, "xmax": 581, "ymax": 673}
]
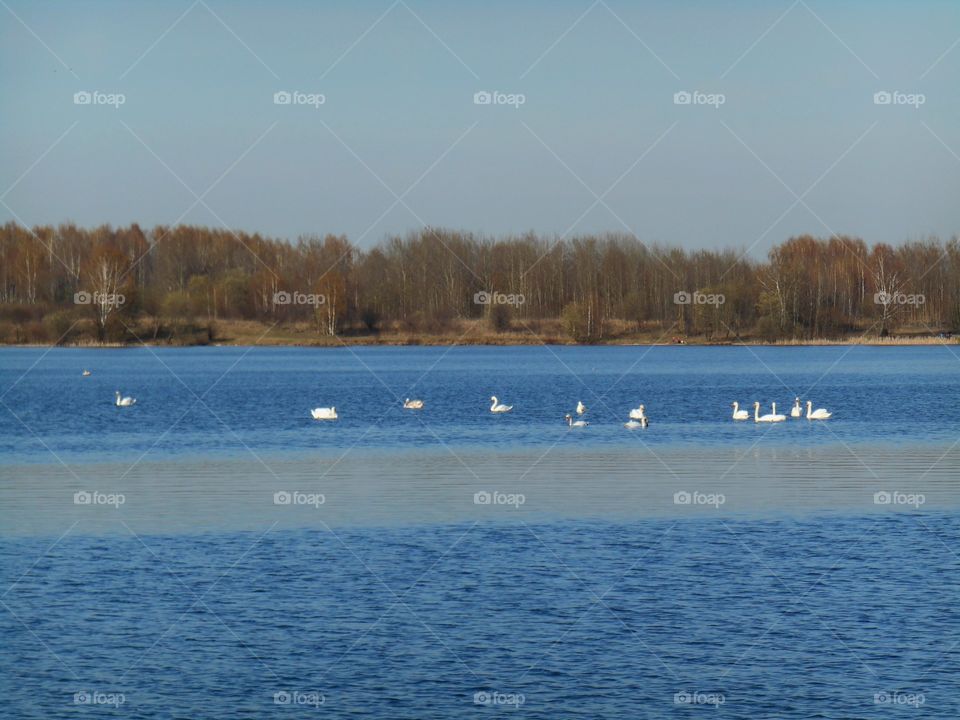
[{"xmin": 1, "ymin": 0, "xmax": 958, "ymax": 254}]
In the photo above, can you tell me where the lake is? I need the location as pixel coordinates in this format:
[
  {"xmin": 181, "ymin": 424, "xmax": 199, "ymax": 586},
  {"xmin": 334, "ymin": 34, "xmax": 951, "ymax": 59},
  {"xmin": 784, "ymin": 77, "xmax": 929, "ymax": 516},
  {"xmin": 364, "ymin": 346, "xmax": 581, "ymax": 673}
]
[{"xmin": 1, "ymin": 346, "xmax": 958, "ymax": 718}]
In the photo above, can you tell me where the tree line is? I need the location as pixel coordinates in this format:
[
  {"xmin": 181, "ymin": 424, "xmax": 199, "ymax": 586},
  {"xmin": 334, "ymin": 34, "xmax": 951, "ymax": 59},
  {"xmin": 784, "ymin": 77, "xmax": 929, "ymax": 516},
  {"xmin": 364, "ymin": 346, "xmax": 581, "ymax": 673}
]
[{"xmin": 0, "ymin": 222, "xmax": 957, "ymax": 343}]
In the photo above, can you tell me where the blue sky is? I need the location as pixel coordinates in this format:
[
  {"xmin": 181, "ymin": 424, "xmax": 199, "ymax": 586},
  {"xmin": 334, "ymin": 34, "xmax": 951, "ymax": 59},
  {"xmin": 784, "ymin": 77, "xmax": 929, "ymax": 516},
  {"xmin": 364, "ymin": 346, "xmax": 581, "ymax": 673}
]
[{"xmin": 1, "ymin": 0, "xmax": 958, "ymax": 253}]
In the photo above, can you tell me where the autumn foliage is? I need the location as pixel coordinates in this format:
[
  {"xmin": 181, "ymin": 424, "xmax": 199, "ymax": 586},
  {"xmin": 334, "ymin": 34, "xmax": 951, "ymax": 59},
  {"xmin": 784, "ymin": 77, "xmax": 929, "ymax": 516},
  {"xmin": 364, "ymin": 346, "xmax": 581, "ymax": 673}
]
[{"xmin": 0, "ymin": 222, "xmax": 957, "ymax": 344}]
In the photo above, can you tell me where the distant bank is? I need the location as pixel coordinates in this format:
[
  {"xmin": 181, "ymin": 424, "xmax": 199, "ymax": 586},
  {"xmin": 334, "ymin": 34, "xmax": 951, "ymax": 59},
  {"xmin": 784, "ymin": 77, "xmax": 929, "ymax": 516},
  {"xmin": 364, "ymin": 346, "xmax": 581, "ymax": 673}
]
[
  {"xmin": 1, "ymin": 318, "xmax": 955, "ymax": 348},
  {"xmin": 2, "ymin": 225, "xmax": 958, "ymax": 351}
]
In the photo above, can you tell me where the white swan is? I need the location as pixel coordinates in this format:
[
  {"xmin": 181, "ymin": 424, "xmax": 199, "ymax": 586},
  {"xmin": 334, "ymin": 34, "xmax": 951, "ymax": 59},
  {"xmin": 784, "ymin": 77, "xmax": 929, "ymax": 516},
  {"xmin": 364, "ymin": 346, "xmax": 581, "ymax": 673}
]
[
  {"xmin": 731, "ymin": 401, "xmax": 749, "ymax": 420},
  {"xmin": 790, "ymin": 397, "xmax": 802, "ymax": 418},
  {"xmin": 628, "ymin": 404, "xmax": 646, "ymax": 420},
  {"xmin": 576, "ymin": 400, "xmax": 587, "ymax": 415},
  {"xmin": 402, "ymin": 398, "xmax": 424, "ymax": 409},
  {"xmin": 628, "ymin": 405, "xmax": 650, "ymax": 427},
  {"xmin": 490, "ymin": 396, "xmax": 512, "ymax": 413},
  {"xmin": 565, "ymin": 414, "xmax": 588, "ymax": 428},
  {"xmin": 115, "ymin": 391, "xmax": 136, "ymax": 407},
  {"xmin": 806, "ymin": 400, "xmax": 832, "ymax": 420},
  {"xmin": 82, "ymin": 369, "xmax": 91, "ymax": 377},
  {"xmin": 753, "ymin": 401, "xmax": 784, "ymax": 423},
  {"xmin": 311, "ymin": 407, "xmax": 338, "ymax": 420}
]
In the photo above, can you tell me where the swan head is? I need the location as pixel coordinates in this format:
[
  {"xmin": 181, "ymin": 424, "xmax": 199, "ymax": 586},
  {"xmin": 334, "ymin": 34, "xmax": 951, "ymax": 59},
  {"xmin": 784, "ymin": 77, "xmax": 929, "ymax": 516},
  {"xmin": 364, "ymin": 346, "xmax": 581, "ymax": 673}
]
[
  {"xmin": 490, "ymin": 396, "xmax": 497, "ymax": 402},
  {"xmin": 753, "ymin": 401, "xmax": 760, "ymax": 408},
  {"xmin": 806, "ymin": 400, "xmax": 812, "ymax": 407},
  {"xmin": 564, "ymin": 414, "xmax": 572, "ymax": 420}
]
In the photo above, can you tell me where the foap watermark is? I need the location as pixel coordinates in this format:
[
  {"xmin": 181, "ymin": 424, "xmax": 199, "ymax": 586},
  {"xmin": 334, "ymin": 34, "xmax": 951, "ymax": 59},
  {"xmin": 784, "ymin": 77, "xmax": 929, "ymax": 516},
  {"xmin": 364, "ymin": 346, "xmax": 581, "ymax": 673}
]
[
  {"xmin": 474, "ymin": 490, "xmax": 525, "ymax": 508},
  {"xmin": 873, "ymin": 90, "xmax": 925, "ymax": 108},
  {"xmin": 74, "ymin": 691, "xmax": 125, "ymax": 707},
  {"xmin": 274, "ymin": 491, "xmax": 325, "ymax": 508},
  {"xmin": 674, "ymin": 290, "xmax": 724, "ymax": 306},
  {"xmin": 674, "ymin": 691, "xmax": 725, "ymax": 707},
  {"xmin": 274, "ymin": 690, "xmax": 325, "ymax": 707},
  {"xmin": 274, "ymin": 90, "xmax": 325, "ymax": 108},
  {"xmin": 474, "ymin": 290, "xmax": 525, "ymax": 307},
  {"xmin": 674, "ymin": 490, "xmax": 725, "ymax": 508},
  {"xmin": 473, "ymin": 90, "xmax": 525, "ymax": 108},
  {"xmin": 273, "ymin": 291, "xmax": 326, "ymax": 307},
  {"xmin": 473, "ymin": 691, "xmax": 525, "ymax": 708},
  {"xmin": 874, "ymin": 291, "xmax": 925, "ymax": 306},
  {"xmin": 74, "ymin": 291, "xmax": 125, "ymax": 308},
  {"xmin": 874, "ymin": 491, "xmax": 925, "ymax": 509},
  {"xmin": 74, "ymin": 490, "xmax": 125, "ymax": 508},
  {"xmin": 674, "ymin": 90, "xmax": 725, "ymax": 108},
  {"xmin": 874, "ymin": 691, "xmax": 925, "ymax": 708},
  {"xmin": 74, "ymin": 90, "xmax": 125, "ymax": 108}
]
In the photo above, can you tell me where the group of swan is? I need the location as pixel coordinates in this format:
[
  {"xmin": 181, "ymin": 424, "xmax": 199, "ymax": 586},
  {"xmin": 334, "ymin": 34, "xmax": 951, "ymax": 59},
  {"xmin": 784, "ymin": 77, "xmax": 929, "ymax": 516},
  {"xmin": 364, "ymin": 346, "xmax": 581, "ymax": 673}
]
[
  {"xmin": 732, "ymin": 398, "xmax": 832, "ymax": 422},
  {"xmin": 108, "ymin": 378, "xmax": 831, "ymax": 427},
  {"xmin": 313, "ymin": 395, "xmax": 516, "ymax": 421},
  {"xmin": 311, "ymin": 395, "xmax": 516, "ymax": 420},
  {"xmin": 312, "ymin": 394, "xmax": 832, "ymax": 427},
  {"xmin": 96, "ymin": 361, "xmax": 833, "ymax": 427},
  {"xmin": 312, "ymin": 398, "xmax": 424, "ymax": 420},
  {"xmin": 567, "ymin": 400, "xmax": 648, "ymax": 429},
  {"xmin": 753, "ymin": 402, "xmax": 787, "ymax": 423}
]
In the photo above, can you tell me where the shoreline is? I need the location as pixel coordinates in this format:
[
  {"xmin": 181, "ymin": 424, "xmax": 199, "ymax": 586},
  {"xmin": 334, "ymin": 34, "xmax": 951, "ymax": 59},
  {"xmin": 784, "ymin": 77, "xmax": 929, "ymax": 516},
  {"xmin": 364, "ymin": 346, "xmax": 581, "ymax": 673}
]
[
  {"xmin": 2, "ymin": 335, "xmax": 956, "ymax": 349},
  {"xmin": 3, "ymin": 317, "xmax": 955, "ymax": 349}
]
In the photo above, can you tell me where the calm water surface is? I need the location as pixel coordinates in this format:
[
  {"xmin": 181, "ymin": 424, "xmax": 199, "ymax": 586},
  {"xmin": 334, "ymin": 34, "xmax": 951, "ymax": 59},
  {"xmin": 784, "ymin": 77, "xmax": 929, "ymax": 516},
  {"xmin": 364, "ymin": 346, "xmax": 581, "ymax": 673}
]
[
  {"xmin": 1, "ymin": 346, "xmax": 958, "ymax": 718},
  {"xmin": 1, "ymin": 345, "xmax": 959, "ymax": 462}
]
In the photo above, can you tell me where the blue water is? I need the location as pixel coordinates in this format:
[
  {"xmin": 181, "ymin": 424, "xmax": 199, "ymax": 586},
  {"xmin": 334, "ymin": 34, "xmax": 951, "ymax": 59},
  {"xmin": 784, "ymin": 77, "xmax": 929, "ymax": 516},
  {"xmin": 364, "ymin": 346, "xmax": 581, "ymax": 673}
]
[
  {"xmin": 1, "ymin": 346, "xmax": 959, "ymax": 718},
  {"xmin": 1, "ymin": 517, "xmax": 959, "ymax": 718},
  {"xmin": 1, "ymin": 345, "xmax": 959, "ymax": 463}
]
